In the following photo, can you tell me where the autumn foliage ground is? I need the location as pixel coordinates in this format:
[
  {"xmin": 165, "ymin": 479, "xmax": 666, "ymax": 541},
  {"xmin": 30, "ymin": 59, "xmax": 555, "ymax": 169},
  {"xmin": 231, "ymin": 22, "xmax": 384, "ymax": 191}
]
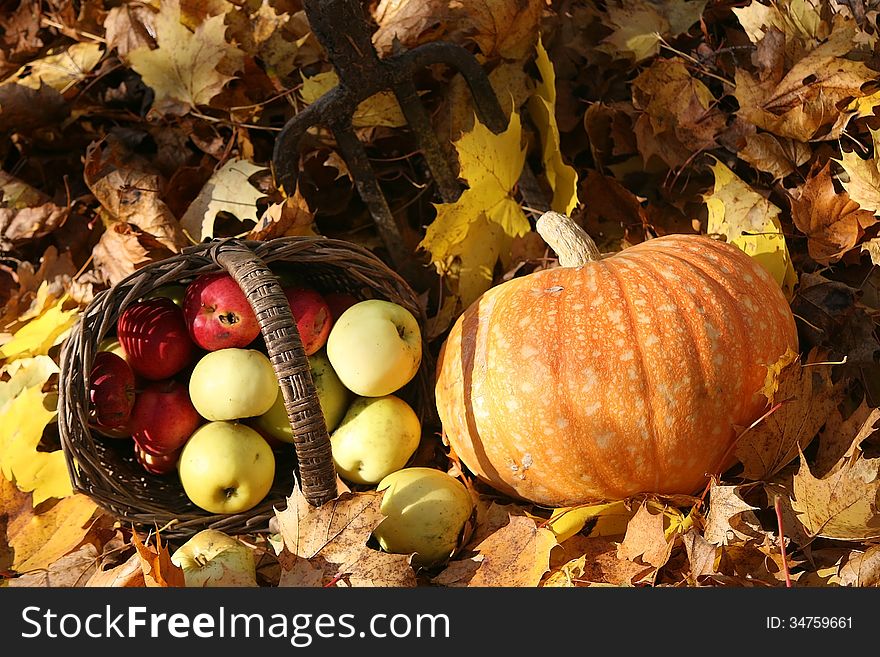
[{"xmin": 3, "ymin": 0, "xmax": 880, "ymax": 588}]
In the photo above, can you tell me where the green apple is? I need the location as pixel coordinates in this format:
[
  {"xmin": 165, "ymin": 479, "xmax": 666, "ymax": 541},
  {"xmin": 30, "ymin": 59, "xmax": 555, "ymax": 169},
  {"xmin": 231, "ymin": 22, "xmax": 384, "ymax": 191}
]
[
  {"xmin": 326, "ymin": 299, "xmax": 422, "ymax": 397},
  {"xmin": 170, "ymin": 529, "xmax": 257, "ymax": 587},
  {"xmin": 330, "ymin": 395, "xmax": 420, "ymax": 485},
  {"xmin": 189, "ymin": 348, "xmax": 278, "ymax": 420},
  {"xmin": 252, "ymin": 350, "xmax": 350, "ymax": 442},
  {"xmin": 145, "ymin": 283, "xmax": 187, "ymax": 306},
  {"xmin": 98, "ymin": 336, "xmax": 127, "ymax": 361},
  {"xmin": 372, "ymin": 467, "xmax": 474, "ymax": 567},
  {"xmin": 178, "ymin": 421, "xmax": 276, "ymax": 514}
]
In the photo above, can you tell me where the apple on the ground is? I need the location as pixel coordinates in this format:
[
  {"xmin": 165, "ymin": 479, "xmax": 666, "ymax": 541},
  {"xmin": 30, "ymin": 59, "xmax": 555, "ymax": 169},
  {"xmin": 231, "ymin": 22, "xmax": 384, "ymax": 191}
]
[
  {"xmin": 88, "ymin": 351, "xmax": 136, "ymax": 429},
  {"xmin": 130, "ymin": 379, "xmax": 202, "ymax": 455},
  {"xmin": 170, "ymin": 529, "xmax": 257, "ymax": 587},
  {"xmin": 326, "ymin": 300, "xmax": 422, "ymax": 397},
  {"xmin": 188, "ymin": 348, "xmax": 278, "ymax": 421},
  {"xmin": 282, "ymin": 285, "xmax": 332, "ymax": 356},
  {"xmin": 184, "ymin": 272, "xmax": 260, "ymax": 351},
  {"xmin": 135, "ymin": 442, "xmax": 181, "ymax": 475},
  {"xmin": 372, "ymin": 467, "xmax": 474, "ymax": 568},
  {"xmin": 178, "ymin": 421, "xmax": 276, "ymax": 514},
  {"xmin": 330, "ymin": 395, "xmax": 420, "ymax": 485},
  {"xmin": 117, "ymin": 297, "xmax": 196, "ymax": 380},
  {"xmin": 252, "ymin": 350, "xmax": 350, "ymax": 442}
]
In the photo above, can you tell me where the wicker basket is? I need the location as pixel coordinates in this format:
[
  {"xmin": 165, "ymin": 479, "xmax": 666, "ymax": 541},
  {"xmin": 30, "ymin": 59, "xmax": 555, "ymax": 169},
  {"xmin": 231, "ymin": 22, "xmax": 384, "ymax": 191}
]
[{"xmin": 58, "ymin": 236, "xmax": 433, "ymax": 541}]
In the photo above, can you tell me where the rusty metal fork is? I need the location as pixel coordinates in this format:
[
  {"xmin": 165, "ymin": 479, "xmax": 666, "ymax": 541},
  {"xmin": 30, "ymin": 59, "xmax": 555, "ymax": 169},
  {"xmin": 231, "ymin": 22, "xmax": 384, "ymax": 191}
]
[{"xmin": 271, "ymin": 0, "xmax": 547, "ymax": 268}]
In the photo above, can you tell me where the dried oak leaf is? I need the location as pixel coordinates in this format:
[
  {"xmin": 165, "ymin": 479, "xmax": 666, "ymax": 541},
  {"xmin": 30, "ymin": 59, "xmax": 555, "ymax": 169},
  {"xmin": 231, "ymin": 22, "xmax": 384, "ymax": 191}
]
[
  {"xmin": 790, "ymin": 162, "xmax": 877, "ymax": 264},
  {"xmin": 735, "ymin": 349, "xmax": 843, "ymax": 481},
  {"xmin": 733, "ymin": 23, "xmax": 873, "ymax": 142},
  {"xmin": 91, "ymin": 222, "xmax": 175, "ymax": 287},
  {"xmin": 616, "ymin": 502, "xmax": 674, "ymax": 569},
  {"xmin": 791, "ymin": 451, "xmax": 880, "ymax": 541},
  {"xmin": 632, "ymin": 57, "xmax": 726, "ymax": 169},
  {"xmin": 275, "ymin": 488, "xmax": 416, "ymax": 588},
  {"xmin": 432, "ymin": 513, "xmax": 557, "ymax": 587},
  {"xmin": 127, "ymin": 0, "xmax": 243, "ymax": 116},
  {"xmin": 703, "ymin": 482, "xmax": 762, "ymax": 546}
]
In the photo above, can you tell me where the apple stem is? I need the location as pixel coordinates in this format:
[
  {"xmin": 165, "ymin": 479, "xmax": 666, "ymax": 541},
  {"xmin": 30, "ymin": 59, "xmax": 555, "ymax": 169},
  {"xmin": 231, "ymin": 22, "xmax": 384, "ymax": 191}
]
[{"xmin": 535, "ymin": 211, "xmax": 602, "ymax": 267}]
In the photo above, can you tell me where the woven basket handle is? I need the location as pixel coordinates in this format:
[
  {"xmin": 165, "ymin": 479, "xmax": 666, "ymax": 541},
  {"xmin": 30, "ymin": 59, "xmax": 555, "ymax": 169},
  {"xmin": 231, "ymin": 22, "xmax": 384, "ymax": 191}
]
[{"xmin": 212, "ymin": 240, "xmax": 337, "ymax": 507}]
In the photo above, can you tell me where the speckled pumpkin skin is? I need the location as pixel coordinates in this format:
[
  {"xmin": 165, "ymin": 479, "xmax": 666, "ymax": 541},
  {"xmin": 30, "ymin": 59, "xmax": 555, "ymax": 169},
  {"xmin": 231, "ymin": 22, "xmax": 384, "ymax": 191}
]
[{"xmin": 435, "ymin": 235, "xmax": 799, "ymax": 506}]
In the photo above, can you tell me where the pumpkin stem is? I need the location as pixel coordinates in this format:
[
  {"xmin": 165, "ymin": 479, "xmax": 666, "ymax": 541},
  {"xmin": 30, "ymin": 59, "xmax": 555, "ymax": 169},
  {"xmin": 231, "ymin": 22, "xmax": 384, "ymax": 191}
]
[{"xmin": 535, "ymin": 211, "xmax": 602, "ymax": 267}]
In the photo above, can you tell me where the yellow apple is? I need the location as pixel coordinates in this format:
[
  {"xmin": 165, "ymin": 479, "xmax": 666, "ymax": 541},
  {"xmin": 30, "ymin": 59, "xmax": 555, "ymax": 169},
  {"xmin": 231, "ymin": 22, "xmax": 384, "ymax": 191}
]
[
  {"xmin": 330, "ymin": 395, "xmax": 420, "ymax": 484},
  {"xmin": 170, "ymin": 529, "xmax": 257, "ymax": 587},
  {"xmin": 252, "ymin": 350, "xmax": 350, "ymax": 442},
  {"xmin": 372, "ymin": 467, "xmax": 474, "ymax": 567},
  {"xmin": 189, "ymin": 348, "xmax": 278, "ymax": 420},
  {"xmin": 326, "ymin": 299, "xmax": 421, "ymax": 397},
  {"xmin": 178, "ymin": 421, "xmax": 275, "ymax": 514}
]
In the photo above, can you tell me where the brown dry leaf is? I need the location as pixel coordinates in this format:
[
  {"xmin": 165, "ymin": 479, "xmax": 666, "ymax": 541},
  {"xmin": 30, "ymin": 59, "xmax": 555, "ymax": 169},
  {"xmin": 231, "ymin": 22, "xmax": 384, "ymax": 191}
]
[
  {"xmin": 599, "ymin": 0, "xmax": 708, "ymax": 62},
  {"xmin": 703, "ymin": 482, "xmax": 762, "ymax": 546},
  {"xmin": 83, "ymin": 139, "xmax": 188, "ymax": 251},
  {"xmin": 813, "ymin": 401, "xmax": 880, "ymax": 478},
  {"xmin": 127, "ymin": 0, "xmax": 243, "ymax": 116},
  {"xmin": 7, "ymin": 544, "xmax": 99, "ymax": 587},
  {"xmin": 616, "ymin": 502, "xmax": 674, "ymax": 569},
  {"xmin": 92, "ymin": 222, "xmax": 176, "ymax": 286},
  {"xmin": 103, "ymin": 4, "xmax": 156, "ymax": 57},
  {"xmin": 131, "ymin": 531, "xmax": 185, "ymax": 587},
  {"xmin": 275, "ymin": 488, "xmax": 416, "ymax": 587},
  {"xmin": 0, "ymin": 172, "xmax": 69, "ymax": 249},
  {"xmin": 0, "ymin": 247, "xmax": 78, "ymax": 335},
  {"xmin": 734, "ymin": 23, "xmax": 874, "ymax": 141},
  {"xmin": 541, "ymin": 534, "xmax": 648, "ymax": 586},
  {"xmin": 371, "ymin": 0, "xmax": 452, "ymax": 55},
  {"xmin": 632, "ymin": 57, "xmax": 726, "ymax": 169},
  {"xmin": 716, "ymin": 540, "xmax": 793, "ymax": 586},
  {"xmin": 790, "ymin": 162, "xmax": 877, "ymax": 264},
  {"xmin": 739, "ymin": 132, "xmax": 811, "ymax": 181},
  {"xmin": 248, "ymin": 188, "xmax": 316, "ymax": 240},
  {"xmin": 433, "ymin": 514, "xmax": 556, "ymax": 587},
  {"xmin": 86, "ymin": 550, "xmax": 147, "ymax": 587},
  {"xmin": 459, "ymin": 0, "xmax": 542, "ymax": 61},
  {"xmin": 0, "ymin": 83, "xmax": 68, "ymax": 135},
  {"xmin": 682, "ymin": 529, "xmax": 719, "ymax": 582},
  {"xmin": 837, "ymin": 545, "xmax": 880, "ymax": 586},
  {"xmin": 735, "ymin": 349, "xmax": 843, "ymax": 481},
  {"xmin": 2, "ymin": 42, "xmax": 104, "ymax": 93},
  {"xmin": 791, "ymin": 450, "xmax": 880, "ymax": 541},
  {"xmin": 580, "ymin": 170, "xmax": 646, "ymax": 231}
]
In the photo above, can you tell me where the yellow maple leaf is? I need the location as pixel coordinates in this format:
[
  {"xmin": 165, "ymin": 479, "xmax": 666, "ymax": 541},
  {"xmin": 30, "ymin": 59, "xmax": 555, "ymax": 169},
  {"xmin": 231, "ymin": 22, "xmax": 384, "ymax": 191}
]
[
  {"xmin": 0, "ymin": 355, "xmax": 59, "ymax": 411},
  {"xmin": 421, "ymin": 110, "xmax": 529, "ymax": 314},
  {"xmin": 704, "ymin": 159, "xmax": 797, "ymax": 298},
  {"xmin": 0, "ymin": 295, "xmax": 79, "ymax": 362},
  {"xmin": 300, "ymin": 70, "xmax": 407, "ymax": 128},
  {"xmin": 2, "ymin": 42, "xmax": 104, "ymax": 93},
  {"xmin": 127, "ymin": 0, "xmax": 243, "ymax": 115},
  {"xmin": 527, "ymin": 37, "xmax": 578, "ymax": 215},
  {"xmin": 0, "ymin": 386, "xmax": 71, "ymax": 504},
  {"xmin": 600, "ymin": 0, "xmax": 708, "ymax": 62},
  {"xmin": 837, "ymin": 127, "xmax": 880, "ymax": 215},
  {"xmin": 545, "ymin": 499, "xmax": 692, "ymax": 542}
]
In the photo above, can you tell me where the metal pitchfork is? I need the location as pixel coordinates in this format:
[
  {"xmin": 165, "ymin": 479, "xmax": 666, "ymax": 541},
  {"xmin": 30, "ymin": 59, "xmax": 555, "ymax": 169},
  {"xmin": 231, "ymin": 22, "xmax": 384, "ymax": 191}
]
[{"xmin": 271, "ymin": 0, "xmax": 549, "ymax": 269}]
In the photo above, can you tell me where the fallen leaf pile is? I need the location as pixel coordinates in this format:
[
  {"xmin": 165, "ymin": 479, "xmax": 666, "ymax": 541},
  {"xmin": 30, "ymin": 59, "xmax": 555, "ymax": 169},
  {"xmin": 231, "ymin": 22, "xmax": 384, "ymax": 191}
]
[{"xmin": 4, "ymin": 0, "xmax": 880, "ymax": 588}]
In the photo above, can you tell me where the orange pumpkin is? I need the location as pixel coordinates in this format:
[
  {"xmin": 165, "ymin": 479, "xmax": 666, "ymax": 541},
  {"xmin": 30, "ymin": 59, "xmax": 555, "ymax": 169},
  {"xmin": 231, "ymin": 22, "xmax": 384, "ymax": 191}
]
[{"xmin": 435, "ymin": 212, "xmax": 798, "ymax": 507}]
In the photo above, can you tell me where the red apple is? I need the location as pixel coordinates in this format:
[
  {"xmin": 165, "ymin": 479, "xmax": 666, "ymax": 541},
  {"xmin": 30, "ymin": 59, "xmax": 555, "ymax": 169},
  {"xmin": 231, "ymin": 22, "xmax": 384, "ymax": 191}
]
[
  {"xmin": 135, "ymin": 442, "xmax": 181, "ymax": 475},
  {"xmin": 117, "ymin": 298, "xmax": 196, "ymax": 380},
  {"xmin": 88, "ymin": 351, "xmax": 136, "ymax": 429},
  {"xmin": 130, "ymin": 379, "xmax": 202, "ymax": 455},
  {"xmin": 283, "ymin": 286, "xmax": 332, "ymax": 355},
  {"xmin": 324, "ymin": 292, "xmax": 358, "ymax": 322},
  {"xmin": 183, "ymin": 273, "xmax": 260, "ymax": 351}
]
